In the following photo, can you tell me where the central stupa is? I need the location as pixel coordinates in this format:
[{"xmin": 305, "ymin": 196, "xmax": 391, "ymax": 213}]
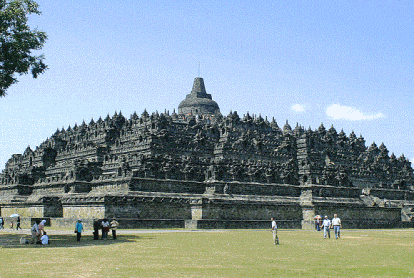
[{"xmin": 178, "ymin": 77, "xmax": 220, "ymax": 116}]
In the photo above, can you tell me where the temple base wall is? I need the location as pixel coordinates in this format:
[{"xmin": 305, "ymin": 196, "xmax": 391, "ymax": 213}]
[
  {"xmin": 1, "ymin": 206, "xmax": 44, "ymax": 218},
  {"xmin": 201, "ymin": 202, "xmax": 302, "ymax": 221},
  {"xmin": 105, "ymin": 202, "xmax": 192, "ymax": 219},
  {"xmin": 0, "ymin": 179, "xmax": 412, "ymax": 229},
  {"xmin": 63, "ymin": 205, "xmax": 106, "ymax": 219}
]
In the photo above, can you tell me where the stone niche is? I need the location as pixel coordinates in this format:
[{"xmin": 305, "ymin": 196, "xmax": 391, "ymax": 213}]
[{"xmin": 42, "ymin": 197, "xmax": 63, "ymax": 217}]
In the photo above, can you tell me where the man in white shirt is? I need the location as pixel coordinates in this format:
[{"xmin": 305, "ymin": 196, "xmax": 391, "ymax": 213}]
[
  {"xmin": 322, "ymin": 216, "xmax": 331, "ymax": 239},
  {"xmin": 332, "ymin": 214, "xmax": 342, "ymax": 239},
  {"xmin": 271, "ymin": 217, "xmax": 279, "ymax": 245},
  {"xmin": 41, "ymin": 231, "xmax": 49, "ymax": 245},
  {"xmin": 102, "ymin": 219, "xmax": 110, "ymax": 239}
]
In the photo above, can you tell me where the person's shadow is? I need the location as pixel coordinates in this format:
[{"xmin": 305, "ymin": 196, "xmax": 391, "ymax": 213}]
[{"xmin": 0, "ymin": 233, "xmax": 153, "ymax": 248}]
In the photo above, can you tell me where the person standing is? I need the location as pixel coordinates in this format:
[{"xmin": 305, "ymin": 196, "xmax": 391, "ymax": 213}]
[
  {"xmin": 271, "ymin": 217, "xmax": 279, "ymax": 245},
  {"xmin": 0, "ymin": 217, "xmax": 4, "ymax": 229},
  {"xmin": 322, "ymin": 216, "xmax": 331, "ymax": 239},
  {"xmin": 315, "ymin": 216, "xmax": 321, "ymax": 231},
  {"xmin": 38, "ymin": 219, "xmax": 46, "ymax": 235},
  {"xmin": 110, "ymin": 218, "xmax": 119, "ymax": 240},
  {"xmin": 75, "ymin": 219, "xmax": 83, "ymax": 242},
  {"xmin": 31, "ymin": 220, "xmax": 40, "ymax": 244},
  {"xmin": 332, "ymin": 214, "xmax": 342, "ymax": 239},
  {"xmin": 16, "ymin": 216, "xmax": 22, "ymax": 230},
  {"xmin": 101, "ymin": 219, "xmax": 110, "ymax": 240},
  {"xmin": 93, "ymin": 219, "xmax": 100, "ymax": 240}
]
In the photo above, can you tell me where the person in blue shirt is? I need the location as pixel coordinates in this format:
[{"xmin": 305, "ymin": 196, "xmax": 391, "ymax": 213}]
[{"xmin": 75, "ymin": 219, "xmax": 84, "ymax": 242}]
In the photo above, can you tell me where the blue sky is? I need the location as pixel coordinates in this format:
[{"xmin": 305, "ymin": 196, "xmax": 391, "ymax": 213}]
[{"xmin": 1, "ymin": 0, "xmax": 413, "ymax": 169}]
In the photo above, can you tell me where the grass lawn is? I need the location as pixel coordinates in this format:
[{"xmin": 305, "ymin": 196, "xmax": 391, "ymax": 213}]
[{"xmin": 0, "ymin": 228, "xmax": 413, "ymax": 277}]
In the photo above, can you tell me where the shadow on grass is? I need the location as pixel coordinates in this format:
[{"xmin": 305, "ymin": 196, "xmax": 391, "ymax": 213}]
[{"xmin": 0, "ymin": 233, "xmax": 156, "ymax": 249}]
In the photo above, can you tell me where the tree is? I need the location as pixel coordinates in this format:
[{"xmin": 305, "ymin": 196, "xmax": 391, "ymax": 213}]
[{"xmin": 0, "ymin": 0, "xmax": 47, "ymax": 97}]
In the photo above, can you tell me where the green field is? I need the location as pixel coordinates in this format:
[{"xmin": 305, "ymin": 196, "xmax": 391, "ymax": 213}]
[{"xmin": 0, "ymin": 228, "xmax": 413, "ymax": 277}]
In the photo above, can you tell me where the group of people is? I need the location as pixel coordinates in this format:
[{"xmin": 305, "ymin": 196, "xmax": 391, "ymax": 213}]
[
  {"xmin": 27, "ymin": 218, "xmax": 120, "ymax": 244},
  {"xmin": 78, "ymin": 218, "xmax": 119, "ymax": 242},
  {"xmin": 271, "ymin": 213, "xmax": 342, "ymax": 245},
  {"xmin": 31, "ymin": 219, "xmax": 49, "ymax": 244},
  {"xmin": 0, "ymin": 216, "xmax": 22, "ymax": 230},
  {"xmin": 0, "ymin": 216, "xmax": 121, "ymax": 245},
  {"xmin": 99, "ymin": 218, "xmax": 119, "ymax": 240},
  {"xmin": 319, "ymin": 214, "xmax": 342, "ymax": 239}
]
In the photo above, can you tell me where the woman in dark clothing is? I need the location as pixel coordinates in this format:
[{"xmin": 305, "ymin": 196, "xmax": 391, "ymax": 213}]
[{"xmin": 16, "ymin": 216, "xmax": 22, "ymax": 230}]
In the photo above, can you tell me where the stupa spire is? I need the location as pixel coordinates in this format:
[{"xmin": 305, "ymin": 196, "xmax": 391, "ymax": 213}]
[
  {"xmin": 178, "ymin": 77, "xmax": 220, "ymax": 116},
  {"xmin": 191, "ymin": 77, "xmax": 207, "ymax": 96}
]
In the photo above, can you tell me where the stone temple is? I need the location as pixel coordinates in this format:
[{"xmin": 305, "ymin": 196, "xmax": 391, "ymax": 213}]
[{"xmin": 1, "ymin": 77, "xmax": 414, "ymax": 229}]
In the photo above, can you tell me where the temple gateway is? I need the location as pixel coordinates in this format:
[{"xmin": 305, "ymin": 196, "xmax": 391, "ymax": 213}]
[{"xmin": 1, "ymin": 78, "xmax": 414, "ymax": 229}]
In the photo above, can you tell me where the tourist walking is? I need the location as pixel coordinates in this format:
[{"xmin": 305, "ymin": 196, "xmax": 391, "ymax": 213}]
[
  {"xmin": 101, "ymin": 219, "xmax": 110, "ymax": 239},
  {"xmin": 16, "ymin": 216, "xmax": 22, "ymax": 230},
  {"xmin": 271, "ymin": 217, "xmax": 279, "ymax": 245},
  {"xmin": 332, "ymin": 214, "xmax": 342, "ymax": 239},
  {"xmin": 322, "ymin": 216, "xmax": 331, "ymax": 239},
  {"xmin": 75, "ymin": 219, "xmax": 84, "ymax": 242},
  {"xmin": 110, "ymin": 218, "xmax": 119, "ymax": 240}
]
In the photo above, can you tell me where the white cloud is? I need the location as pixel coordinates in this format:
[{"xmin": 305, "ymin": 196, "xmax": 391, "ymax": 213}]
[
  {"xmin": 326, "ymin": 104, "xmax": 384, "ymax": 121},
  {"xmin": 291, "ymin": 104, "xmax": 305, "ymax": 112}
]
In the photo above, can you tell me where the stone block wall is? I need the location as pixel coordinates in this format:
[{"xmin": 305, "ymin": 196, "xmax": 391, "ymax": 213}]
[
  {"xmin": 311, "ymin": 185, "xmax": 360, "ymax": 198},
  {"xmin": 1, "ymin": 206, "xmax": 44, "ymax": 218},
  {"xmin": 104, "ymin": 198, "xmax": 192, "ymax": 219},
  {"xmin": 31, "ymin": 183, "xmax": 66, "ymax": 195},
  {"xmin": 89, "ymin": 179, "xmax": 130, "ymax": 194},
  {"xmin": 315, "ymin": 205, "xmax": 401, "ymax": 229},
  {"xmin": 316, "ymin": 205, "xmax": 400, "ymax": 220},
  {"xmin": 63, "ymin": 205, "xmax": 105, "ymax": 219},
  {"xmin": 129, "ymin": 178, "xmax": 206, "ymax": 194},
  {"xmin": 118, "ymin": 219, "xmax": 185, "ymax": 229},
  {"xmin": 196, "ymin": 219, "xmax": 301, "ymax": 229},
  {"xmin": 50, "ymin": 217, "xmax": 94, "ymax": 230},
  {"xmin": 43, "ymin": 197, "xmax": 63, "ymax": 217},
  {"xmin": 369, "ymin": 188, "xmax": 414, "ymax": 201},
  {"xmin": 210, "ymin": 181, "xmax": 302, "ymax": 197},
  {"xmin": 201, "ymin": 202, "xmax": 302, "ymax": 221}
]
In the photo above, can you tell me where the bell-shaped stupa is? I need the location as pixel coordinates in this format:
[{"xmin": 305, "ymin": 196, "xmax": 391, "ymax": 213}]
[{"xmin": 178, "ymin": 77, "xmax": 220, "ymax": 116}]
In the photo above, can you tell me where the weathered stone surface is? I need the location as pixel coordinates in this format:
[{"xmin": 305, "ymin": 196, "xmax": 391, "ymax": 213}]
[{"xmin": 0, "ymin": 77, "xmax": 413, "ymax": 229}]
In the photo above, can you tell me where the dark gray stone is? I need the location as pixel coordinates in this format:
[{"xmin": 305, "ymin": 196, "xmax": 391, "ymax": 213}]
[{"xmin": 1, "ymin": 77, "xmax": 413, "ymax": 229}]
